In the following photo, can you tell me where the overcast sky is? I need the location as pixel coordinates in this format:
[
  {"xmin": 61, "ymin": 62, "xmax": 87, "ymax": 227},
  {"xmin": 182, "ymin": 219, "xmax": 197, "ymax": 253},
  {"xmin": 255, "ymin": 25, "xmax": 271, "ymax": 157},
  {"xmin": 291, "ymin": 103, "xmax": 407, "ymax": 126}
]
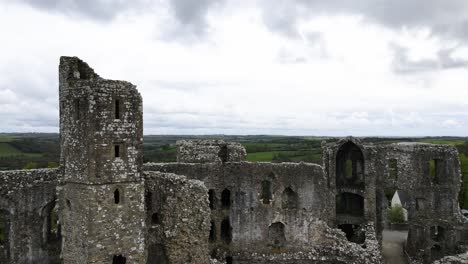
[{"xmin": 1, "ymin": 0, "xmax": 467, "ymax": 136}]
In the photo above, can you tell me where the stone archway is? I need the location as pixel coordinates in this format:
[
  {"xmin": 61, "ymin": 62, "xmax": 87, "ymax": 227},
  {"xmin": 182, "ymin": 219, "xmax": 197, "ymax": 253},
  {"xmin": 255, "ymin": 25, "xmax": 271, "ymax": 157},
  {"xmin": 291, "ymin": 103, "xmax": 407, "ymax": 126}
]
[{"xmin": 336, "ymin": 141, "xmax": 365, "ymax": 189}]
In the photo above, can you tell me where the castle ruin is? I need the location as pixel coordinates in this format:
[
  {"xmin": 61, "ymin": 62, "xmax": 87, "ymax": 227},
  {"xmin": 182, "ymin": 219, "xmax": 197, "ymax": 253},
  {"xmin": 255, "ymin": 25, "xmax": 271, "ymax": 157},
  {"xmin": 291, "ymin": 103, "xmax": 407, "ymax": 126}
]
[{"xmin": 0, "ymin": 57, "xmax": 467, "ymax": 264}]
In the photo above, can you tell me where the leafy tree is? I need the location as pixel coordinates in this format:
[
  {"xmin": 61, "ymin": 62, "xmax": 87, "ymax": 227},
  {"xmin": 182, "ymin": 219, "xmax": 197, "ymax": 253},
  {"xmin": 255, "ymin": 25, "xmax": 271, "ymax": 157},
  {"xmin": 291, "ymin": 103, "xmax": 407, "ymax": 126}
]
[{"xmin": 387, "ymin": 205, "xmax": 405, "ymax": 223}]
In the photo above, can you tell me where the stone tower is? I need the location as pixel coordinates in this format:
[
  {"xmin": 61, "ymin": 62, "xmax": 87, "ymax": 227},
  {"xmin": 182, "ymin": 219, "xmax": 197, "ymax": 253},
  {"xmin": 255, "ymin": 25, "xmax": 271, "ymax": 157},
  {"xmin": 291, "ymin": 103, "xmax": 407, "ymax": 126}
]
[{"xmin": 58, "ymin": 57, "xmax": 146, "ymax": 263}]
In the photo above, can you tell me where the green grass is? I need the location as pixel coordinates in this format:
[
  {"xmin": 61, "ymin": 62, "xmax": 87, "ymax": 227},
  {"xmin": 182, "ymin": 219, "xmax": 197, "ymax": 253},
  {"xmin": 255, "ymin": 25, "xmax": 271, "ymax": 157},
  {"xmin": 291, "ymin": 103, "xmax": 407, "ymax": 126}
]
[
  {"xmin": 246, "ymin": 151, "xmax": 275, "ymax": 162},
  {"xmin": 0, "ymin": 143, "xmax": 23, "ymax": 157},
  {"xmin": 0, "ymin": 134, "xmax": 14, "ymax": 143},
  {"xmin": 416, "ymin": 139, "xmax": 466, "ymax": 146}
]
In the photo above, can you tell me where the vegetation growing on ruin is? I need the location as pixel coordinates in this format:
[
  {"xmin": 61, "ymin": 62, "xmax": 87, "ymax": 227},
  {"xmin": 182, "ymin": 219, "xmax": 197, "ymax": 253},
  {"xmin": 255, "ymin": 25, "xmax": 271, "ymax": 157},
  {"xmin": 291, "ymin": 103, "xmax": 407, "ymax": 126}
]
[{"xmin": 387, "ymin": 205, "xmax": 405, "ymax": 223}]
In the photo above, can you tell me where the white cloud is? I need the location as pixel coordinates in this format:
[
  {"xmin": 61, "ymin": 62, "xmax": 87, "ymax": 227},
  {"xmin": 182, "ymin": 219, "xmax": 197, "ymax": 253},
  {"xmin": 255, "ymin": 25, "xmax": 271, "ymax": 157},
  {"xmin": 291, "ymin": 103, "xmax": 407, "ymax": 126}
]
[{"xmin": 0, "ymin": 1, "xmax": 467, "ymax": 136}]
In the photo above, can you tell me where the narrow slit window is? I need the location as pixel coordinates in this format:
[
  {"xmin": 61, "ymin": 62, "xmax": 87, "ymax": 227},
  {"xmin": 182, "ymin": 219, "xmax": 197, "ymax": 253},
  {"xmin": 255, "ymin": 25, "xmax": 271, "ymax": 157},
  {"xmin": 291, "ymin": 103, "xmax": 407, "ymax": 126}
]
[
  {"xmin": 115, "ymin": 99, "xmax": 121, "ymax": 119},
  {"xmin": 151, "ymin": 213, "xmax": 160, "ymax": 225},
  {"xmin": 388, "ymin": 159, "xmax": 398, "ymax": 180},
  {"xmin": 221, "ymin": 189, "xmax": 231, "ymax": 209},
  {"xmin": 260, "ymin": 180, "xmax": 272, "ymax": 204},
  {"xmin": 221, "ymin": 218, "xmax": 232, "ymax": 244},
  {"xmin": 74, "ymin": 99, "xmax": 80, "ymax": 120},
  {"xmin": 114, "ymin": 189, "xmax": 120, "ymax": 204},
  {"xmin": 429, "ymin": 159, "xmax": 436, "ymax": 179},
  {"xmin": 208, "ymin": 189, "xmax": 216, "ymax": 210},
  {"xmin": 114, "ymin": 145, "xmax": 120, "ymax": 158}
]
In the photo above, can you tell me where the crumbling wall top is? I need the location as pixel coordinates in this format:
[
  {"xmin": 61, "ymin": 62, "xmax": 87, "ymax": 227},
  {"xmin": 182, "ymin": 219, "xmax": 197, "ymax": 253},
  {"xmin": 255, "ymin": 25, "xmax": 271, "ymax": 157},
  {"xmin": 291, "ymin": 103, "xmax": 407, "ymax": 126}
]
[
  {"xmin": 176, "ymin": 140, "xmax": 246, "ymax": 163},
  {"xmin": 59, "ymin": 56, "xmax": 101, "ymax": 83}
]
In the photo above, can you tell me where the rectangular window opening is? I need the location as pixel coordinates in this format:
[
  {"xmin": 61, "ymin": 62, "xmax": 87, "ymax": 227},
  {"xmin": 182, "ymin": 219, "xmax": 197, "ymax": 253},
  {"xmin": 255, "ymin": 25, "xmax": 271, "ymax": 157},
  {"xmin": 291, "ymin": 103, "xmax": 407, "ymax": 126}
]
[
  {"xmin": 429, "ymin": 159, "xmax": 436, "ymax": 181},
  {"xmin": 114, "ymin": 145, "xmax": 120, "ymax": 158},
  {"xmin": 115, "ymin": 99, "xmax": 121, "ymax": 119},
  {"xmin": 74, "ymin": 100, "xmax": 80, "ymax": 120},
  {"xmin": 388, "ymin": 159, "xmax": 398, "ymax": 180}
]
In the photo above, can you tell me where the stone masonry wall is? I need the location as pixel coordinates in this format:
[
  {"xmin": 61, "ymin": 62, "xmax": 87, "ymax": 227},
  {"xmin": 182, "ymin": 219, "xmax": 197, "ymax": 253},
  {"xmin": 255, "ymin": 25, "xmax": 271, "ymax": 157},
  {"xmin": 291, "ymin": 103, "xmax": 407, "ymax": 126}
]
[
  {"xmin": 177, "ymin": 140, "xmax": 246, "ymax": 163},
  {"xmin": 145, "ymin": 171, "xmax": 210, "ymax": 264},
  {"xmin": 144, "ymin": 161, "xmax": 381, "ymax": 263},
  {"xmin": 0, "ymin": 168, "xmax": 60, "ymax": 264},
  {"xmin": 59, "ymin": 57, "xmax": 143, "ymax": 184},
  {"xmin": 59, "ymin": 56, "xmax": 146, "ymax": 263},
  {"xmin": 59, "ymin": 182, "xmax": 146, "ymax": 263},
  {"xmin": 323, "ymin": 139, "xmax": 465, "ymax": 263}
]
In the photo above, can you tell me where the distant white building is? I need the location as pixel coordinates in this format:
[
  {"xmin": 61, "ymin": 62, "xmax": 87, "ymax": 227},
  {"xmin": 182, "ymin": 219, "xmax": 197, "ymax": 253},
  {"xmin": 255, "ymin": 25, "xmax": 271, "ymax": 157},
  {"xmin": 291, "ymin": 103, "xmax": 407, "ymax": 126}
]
[{"xmin": 391, "ymin": 190, "xmax": 410, "ymax": 222}]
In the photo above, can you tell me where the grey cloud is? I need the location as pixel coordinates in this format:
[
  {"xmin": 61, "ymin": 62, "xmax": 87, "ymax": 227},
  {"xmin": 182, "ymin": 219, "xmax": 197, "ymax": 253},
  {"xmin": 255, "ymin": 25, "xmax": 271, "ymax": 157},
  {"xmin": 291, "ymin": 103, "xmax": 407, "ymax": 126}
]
[
  {"xmin": 18, "ymin": 0, "xmax": 148, "ymax": 21},
  {"xmin": 391, "ymin": 44, "xmax": 468, "ymax": 74},
  {"xmin": 159, "ymin": 0, "xmax": 226, "ymax": 41},
  {"xmin": 15, "ymin": 0, "xmax": 224, "ymax": 40},
  {"xmin": 261, "ymin": 0, "xmax": 468, "ymax": 41}
]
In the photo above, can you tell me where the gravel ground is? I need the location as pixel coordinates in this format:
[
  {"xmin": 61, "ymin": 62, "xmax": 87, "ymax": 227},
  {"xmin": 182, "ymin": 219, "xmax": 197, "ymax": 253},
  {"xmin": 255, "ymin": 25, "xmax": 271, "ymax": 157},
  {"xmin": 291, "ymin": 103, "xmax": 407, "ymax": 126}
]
[{"xmin": 382, "ymin": 230, "xmax": 408, "ymax": 264}]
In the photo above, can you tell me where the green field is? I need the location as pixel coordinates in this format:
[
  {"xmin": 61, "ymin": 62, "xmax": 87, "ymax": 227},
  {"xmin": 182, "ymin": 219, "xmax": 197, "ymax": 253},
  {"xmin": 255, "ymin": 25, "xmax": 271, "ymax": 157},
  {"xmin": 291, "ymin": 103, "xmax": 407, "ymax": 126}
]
[
  {"xmin": 0, "ymin": 133, "xmax": 467, "ymax": 209},
  {"xmin": 0, "ymin": 142, "xmax": 23, "ymax": 157}
]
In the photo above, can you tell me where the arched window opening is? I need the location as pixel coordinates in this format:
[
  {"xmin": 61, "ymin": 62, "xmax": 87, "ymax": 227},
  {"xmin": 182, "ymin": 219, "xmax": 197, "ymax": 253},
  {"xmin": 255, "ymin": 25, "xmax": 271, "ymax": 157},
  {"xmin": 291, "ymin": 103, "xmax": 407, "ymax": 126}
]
[
  {"xmin": 113, "ymin": 254, "xmax": 126, "ymax": 264},
  {"xmin": 147, "ymin": 243, "xmax": 168, "ymax": 264},
  {"xmin": 429, "ymin": 159, "xmax": 445, "ymax": 184},
  {"xmin": 146, "ymin": 192, "xmax": 153, "ymax": 211},
  {"xmin": 431, "ymin": 244, "xmax": 442, "ymax": 260},
  {"xmin": 42, "ymin": 202, "xmax": 61, "ymax": 245},
  {"xmin": 208, "ymin": 189, "xmax": 216, "ymax": 210},
  {"xmin": 49, "ymin": 204, "xmax": 60, "ymax": 243},
  {"xmin": 151, "ymin": 213, "xmax": 161, "ymax": 225},
  {"xmin": 268, "ymin": 222, "xmax": 286, "ymax": 247},
  {"xmin": 260, "ymin": 180, "xmax": 272, "ymax": 205},
  {"xmin": 114, "ymin": 189, "xmax": 121, "ymax": 204},
  {"xmin": 336, "ymin": 192, "xmax": 364, "ymax": 217},
  {"xmin": 41, "ymin": 202, "xmax": 61, "ymax": 262},
  {"xmin": 281, "ymin": 187, "xmax": 298, "ymax": 209},
  {"xmin": 338, "ymin": 224, "xmax": 365, "ymax": 244},
  {"xmin": 430, "ymin": 226, "xmax": 445, "ymax": 242},
  {"xmin": 336, "ymin": 141, "xmax": 364, "ymax": 188},
  {"xmin": 221, "ymin": 218, "xmax": 232, "ymax": 244},
  {"xmin": 209, "ymin": 221, "xmax": 216, "ymax": 242},
  {"xmin": 221, "ymin": 189, "xmax": 231, "ymax": 209}
]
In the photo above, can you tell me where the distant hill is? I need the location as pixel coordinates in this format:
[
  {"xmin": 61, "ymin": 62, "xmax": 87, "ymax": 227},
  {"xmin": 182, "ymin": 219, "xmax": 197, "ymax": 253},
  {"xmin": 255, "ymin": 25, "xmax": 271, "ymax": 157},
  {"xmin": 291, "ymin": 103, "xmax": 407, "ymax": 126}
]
[{"xmin": 0, "ymin": 133, "xmax": 467, "ymax": 209}]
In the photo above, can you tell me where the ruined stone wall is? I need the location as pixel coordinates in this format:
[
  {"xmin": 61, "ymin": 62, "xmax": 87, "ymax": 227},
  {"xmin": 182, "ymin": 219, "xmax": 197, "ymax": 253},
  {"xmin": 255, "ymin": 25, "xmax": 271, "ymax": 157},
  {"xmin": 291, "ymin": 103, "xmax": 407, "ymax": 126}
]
[
  {"xmin": 323, "ymin": 139, "xmax": 465, "ymax": 263},
  {"xmin": 232, "ymin": 222, "xmax": 381, "ymax": 264},
  {"xmin": 322, "ymin": 138, "xmax": 379, "ymax": 227},
  {"xmin": 177, "ymin": 140, "xmax": 246, "ymax": 163},
  {"xmin": 378, "ymin": 143, "xmax": 463, "ymax": 262},
  {"xmin": 0, "ymin": 168, "xmax": 60, "ymax": 264},
  {"xmin": 59, "ymin": 56, "xmax": 143, "ymax": 184},
  {"xmin": 59, "ymin": 182, "xmax": 146, "ymax": 263},
  {"xmin": 144, "ymin": 161, "xmax": 381, "ymax": 263},
  {"xmin": 144, "ymin": 171, "xmax": 210, "ymax": 264},
  {"xmin": 59, "ymin": 56, "xmax": 146, "ymax": 263}
]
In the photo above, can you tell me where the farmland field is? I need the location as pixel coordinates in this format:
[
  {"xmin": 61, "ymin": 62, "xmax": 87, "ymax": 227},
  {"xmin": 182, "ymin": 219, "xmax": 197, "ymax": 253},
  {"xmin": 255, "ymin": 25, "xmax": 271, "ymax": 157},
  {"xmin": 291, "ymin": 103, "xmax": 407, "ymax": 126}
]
[{"xmin": 0, "ymin": 133, "xmax": 467, "ymax": 209}]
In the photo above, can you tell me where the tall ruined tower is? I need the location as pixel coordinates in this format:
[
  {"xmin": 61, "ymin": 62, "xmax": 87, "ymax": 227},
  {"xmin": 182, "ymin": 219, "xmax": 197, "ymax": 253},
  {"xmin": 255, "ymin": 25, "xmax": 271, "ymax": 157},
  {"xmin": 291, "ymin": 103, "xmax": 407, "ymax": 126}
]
[{"xmin": 58, "ymin": 57, "xmax": 146, "ymax": 263}]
